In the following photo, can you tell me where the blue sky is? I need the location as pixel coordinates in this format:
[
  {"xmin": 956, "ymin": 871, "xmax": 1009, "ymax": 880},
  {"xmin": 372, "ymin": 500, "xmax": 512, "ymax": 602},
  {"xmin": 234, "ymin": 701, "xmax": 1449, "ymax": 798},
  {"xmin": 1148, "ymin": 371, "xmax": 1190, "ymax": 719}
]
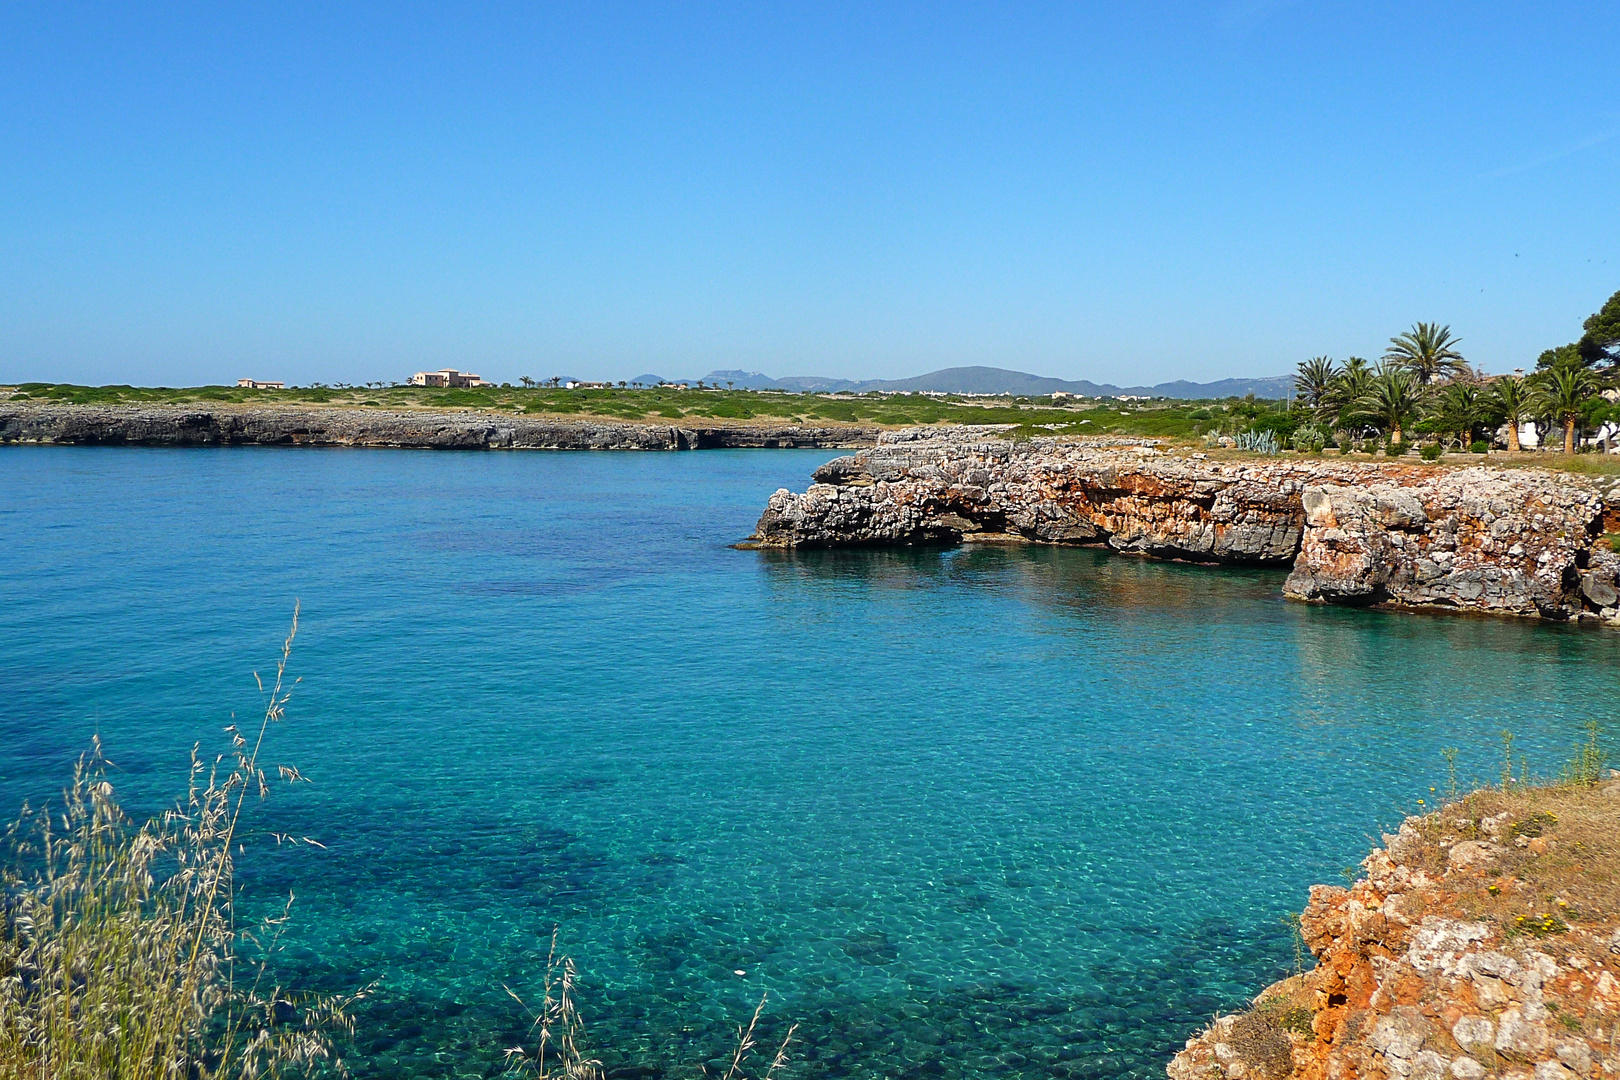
[{"xmin": 2, "ymin": 2, "xmax": 1617, "ymax": 387}]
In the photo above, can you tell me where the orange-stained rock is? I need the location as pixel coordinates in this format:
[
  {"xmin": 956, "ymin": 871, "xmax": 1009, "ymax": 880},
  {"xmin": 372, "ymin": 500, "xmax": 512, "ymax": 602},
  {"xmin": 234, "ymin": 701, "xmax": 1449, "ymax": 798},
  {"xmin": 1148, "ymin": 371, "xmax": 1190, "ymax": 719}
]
[
  {"xmin": 1167, "ymin": 780, "xmax": 1620, "ymax": 1080},
  {"xmin": 749, "ymin": 429, "xmax": 1620, "ymax": 623}
]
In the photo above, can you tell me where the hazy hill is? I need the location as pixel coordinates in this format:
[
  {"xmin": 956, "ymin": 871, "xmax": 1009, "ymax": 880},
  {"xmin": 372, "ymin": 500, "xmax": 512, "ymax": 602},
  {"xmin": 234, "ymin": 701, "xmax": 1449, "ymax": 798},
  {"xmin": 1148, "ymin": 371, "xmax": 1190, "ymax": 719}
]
[
  {"xmin": 701, "ymin": 369, "xmax": 859, "ymax": 392},
  {"xmin": 694, "ymin": 365, "xmax": 1291, "ymax": 399}
]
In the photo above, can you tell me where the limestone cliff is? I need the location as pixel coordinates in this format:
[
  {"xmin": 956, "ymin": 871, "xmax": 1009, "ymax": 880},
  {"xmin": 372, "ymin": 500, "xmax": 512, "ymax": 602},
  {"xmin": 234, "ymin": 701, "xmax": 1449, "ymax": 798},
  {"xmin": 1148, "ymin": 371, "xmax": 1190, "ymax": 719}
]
[
  {"xmin": 1168, "ymin": 778, "xmax": 1620, "ymax": 1080},
  {"xmin": 746, "ymin": 429, "xmax": 1620, "ymax": 623},
  {"xmin": 0, "ymin": 403, "xmax": 879, "ymax": 451}
]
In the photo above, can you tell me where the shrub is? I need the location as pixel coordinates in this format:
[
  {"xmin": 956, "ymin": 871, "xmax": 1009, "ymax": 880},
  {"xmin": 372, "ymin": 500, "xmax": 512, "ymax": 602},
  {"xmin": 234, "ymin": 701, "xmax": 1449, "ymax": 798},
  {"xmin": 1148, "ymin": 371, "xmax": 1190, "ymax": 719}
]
[
  {"xmin": 1289, "ymin": 423, "xmax": 1326, "ymax": 453},
  {"xmin": 1, "ymin": 616, "xmax": 801, "ymax": 1080},
  {"xmin": 0, "ymin": 608, "xmax": 358, "ymax": 1080},
  {"xmin": 1420, "ymin": 444, "xmax": 1443, "ymax": 461},
  {"xmin": 1471, "ymin": 440, "xmax": 1490, "ymax": 454}
]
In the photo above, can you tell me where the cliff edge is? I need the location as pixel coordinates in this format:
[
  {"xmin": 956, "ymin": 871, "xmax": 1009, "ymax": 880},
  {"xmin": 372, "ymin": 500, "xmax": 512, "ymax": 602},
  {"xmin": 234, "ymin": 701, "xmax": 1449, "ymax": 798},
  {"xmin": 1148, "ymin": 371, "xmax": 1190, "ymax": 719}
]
[
  {"xmin": 0, "ymin": 402, "xmax": 881, "ymax": 451},
  {"xmin": 1169, "ymin": 777, "xmax": 1620, "ymax": 1080},
  {"xmin": 746, "ymin": 429, "xmax": 1620, "ymax": 624}
]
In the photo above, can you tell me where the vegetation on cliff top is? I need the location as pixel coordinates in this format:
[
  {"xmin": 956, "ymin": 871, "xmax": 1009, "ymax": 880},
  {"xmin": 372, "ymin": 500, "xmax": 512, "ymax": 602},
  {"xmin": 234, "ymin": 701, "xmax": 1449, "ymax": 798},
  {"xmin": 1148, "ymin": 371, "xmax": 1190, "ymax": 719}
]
[
  {"xmin": 2, "ymin": 379, "xmax": 1276, "ymax": 440},
  {"xmin": 1279, "ymin": 291, "xmax": 1620, "ymax": 457},
  {"xmin": 1173, "ymin": 724, "xmax": 1618, "ymax": 1080},
  {"xmin": 8, "ymin": 290, "xmax": 1620, "ymax": 455}
]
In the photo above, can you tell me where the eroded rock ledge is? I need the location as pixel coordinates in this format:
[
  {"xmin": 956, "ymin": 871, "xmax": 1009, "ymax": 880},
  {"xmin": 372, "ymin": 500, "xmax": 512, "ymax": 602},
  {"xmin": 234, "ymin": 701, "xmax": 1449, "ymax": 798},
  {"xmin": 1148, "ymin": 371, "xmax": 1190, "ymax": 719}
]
[
  {"xmin": 0, "ymin": 403, "xmax": 879, "ymax": 451},
  {"xmin": 746, "ymin": 428, "xmax": 1620, "ymax": 622},
  {"xmin": 1168, "ymin": 778, "xmax": 1620, "ymax": 1080}
]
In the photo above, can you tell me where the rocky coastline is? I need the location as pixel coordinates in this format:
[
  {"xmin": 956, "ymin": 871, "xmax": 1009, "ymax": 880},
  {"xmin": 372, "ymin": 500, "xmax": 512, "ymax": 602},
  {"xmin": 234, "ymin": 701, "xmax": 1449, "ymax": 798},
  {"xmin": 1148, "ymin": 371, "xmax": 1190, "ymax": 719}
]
[
  {"xmin": 746, "ymin": 428, "xmax": 1620, "ymax": 624},
  {"xmin": 0, "ymin": 403, "xmax": 880, "ymax": 451},
  {"xmin": 1167, "ymin": 778, "xmax": 1620, "ymax": 1080}
]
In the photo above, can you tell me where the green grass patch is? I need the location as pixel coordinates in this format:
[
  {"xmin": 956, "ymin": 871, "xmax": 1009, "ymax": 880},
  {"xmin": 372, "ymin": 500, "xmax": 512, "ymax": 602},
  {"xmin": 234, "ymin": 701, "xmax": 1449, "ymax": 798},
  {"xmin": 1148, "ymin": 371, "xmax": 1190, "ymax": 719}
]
[{"xmin": 8, "ymin": 382, "xmax": 1323, "ymax": 441}]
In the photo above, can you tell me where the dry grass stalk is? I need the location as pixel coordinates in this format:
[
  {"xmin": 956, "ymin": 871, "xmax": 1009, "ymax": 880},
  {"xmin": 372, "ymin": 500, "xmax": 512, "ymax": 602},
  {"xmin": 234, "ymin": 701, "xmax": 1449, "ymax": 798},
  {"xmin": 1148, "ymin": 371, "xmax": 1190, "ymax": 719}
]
[
  {"xmin": 503, "ymin": 930, "xmax": 603, "ymax": 1080},
  {"xmin": 716, "ymin": 995, "xmax": 797, "ymax": 1080},
  {"xmin": 0, "ymin": 605, "xmax": 361, "ymax": 1079},
  {"xmin": 503, "ymin": 935, "xmax": 797, "ymax": 1080}
]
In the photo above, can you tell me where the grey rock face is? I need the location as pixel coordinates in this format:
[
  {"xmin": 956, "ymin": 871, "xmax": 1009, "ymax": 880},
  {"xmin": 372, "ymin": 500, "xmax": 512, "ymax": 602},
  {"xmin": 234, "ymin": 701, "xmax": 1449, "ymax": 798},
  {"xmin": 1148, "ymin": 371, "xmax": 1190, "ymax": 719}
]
[
  {"xmin": 0, "ymin": 404, "xmax": 881, "ymax": 452},
  {"xmin": 1284, "ymin": 469, "xmax": 1600, "ymax": 619},
  {"xmin": 748, "ymin": 430, "xmax": 1611, "ymax": 623}
]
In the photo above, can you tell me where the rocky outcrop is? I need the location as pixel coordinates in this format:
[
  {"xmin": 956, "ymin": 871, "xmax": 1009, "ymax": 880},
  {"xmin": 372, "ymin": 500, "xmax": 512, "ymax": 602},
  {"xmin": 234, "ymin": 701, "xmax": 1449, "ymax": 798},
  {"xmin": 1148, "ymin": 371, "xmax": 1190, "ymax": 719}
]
[
  {"xmin": 1168, "ymin": 778, "xmax": 1620, "ymax": 1080},
  {"xmin": 745, "ymin": 429, "xmax": 1620, "ymax": 623},
  {"xmin": 0, "ymin": 404, "xmax": 879, "ymax": 451},
  {"xmin": 1284, "ymin": 471, "xmax": 1605, "ymax": 619}
]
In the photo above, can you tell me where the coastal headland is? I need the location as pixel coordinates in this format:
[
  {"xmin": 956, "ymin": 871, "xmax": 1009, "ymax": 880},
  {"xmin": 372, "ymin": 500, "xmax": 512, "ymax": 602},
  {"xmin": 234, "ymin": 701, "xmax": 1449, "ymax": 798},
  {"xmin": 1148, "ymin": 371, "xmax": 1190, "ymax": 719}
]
[
  {"xmin": 0, "ymin": 402, "xmax": 881, "ymax": 451},
  {"xmin": 745, "ymin": 428, "xmax": 1620, "ymax": 624},
  {"xmin": 1168, "ymin": 775, "xmax": 1620, "ymax": 1080}
]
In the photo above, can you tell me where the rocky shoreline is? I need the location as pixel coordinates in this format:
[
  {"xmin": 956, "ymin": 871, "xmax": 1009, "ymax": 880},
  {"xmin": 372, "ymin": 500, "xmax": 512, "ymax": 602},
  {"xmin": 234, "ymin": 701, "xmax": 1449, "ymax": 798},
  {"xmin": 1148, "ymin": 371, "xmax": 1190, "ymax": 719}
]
[
  {"xmin": 0, "ymin": 403, "xmax": 880, "ymax": 451},
  {"xmin": 745, "ymin": 428, "xmax": 1620, "ymax": 624},
  {"xmin": 1168, "ymin": 778, "xmax": 1620, "ymax": 1080}
]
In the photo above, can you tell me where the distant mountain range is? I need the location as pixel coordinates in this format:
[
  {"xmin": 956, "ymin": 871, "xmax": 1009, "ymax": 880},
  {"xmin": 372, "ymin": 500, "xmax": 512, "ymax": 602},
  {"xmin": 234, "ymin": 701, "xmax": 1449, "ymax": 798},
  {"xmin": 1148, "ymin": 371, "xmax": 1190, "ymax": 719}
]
[{"xmin": 632, "ymin": 365, "xmax": 1292, "ymax": 399}]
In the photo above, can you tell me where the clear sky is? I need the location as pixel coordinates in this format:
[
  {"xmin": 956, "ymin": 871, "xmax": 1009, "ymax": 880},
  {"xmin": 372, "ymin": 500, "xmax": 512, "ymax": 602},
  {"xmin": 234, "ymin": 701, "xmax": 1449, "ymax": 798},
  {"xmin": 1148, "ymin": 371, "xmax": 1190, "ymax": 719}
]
[{"xmin": 2, "ymin": 3, "xmax": 1617, "ymax": 388}]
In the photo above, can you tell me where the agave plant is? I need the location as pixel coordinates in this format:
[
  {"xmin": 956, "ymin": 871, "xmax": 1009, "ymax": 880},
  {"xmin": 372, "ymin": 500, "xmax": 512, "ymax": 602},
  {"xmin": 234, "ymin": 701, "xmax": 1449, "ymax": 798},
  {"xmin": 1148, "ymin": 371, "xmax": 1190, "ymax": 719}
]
[
  {"xmin": 1234, "ymin": 429, "xmax": 1280, "ymax": 454},
  {"xmin": 1385, "ymin": 323, "xmax": 1467, "ymax": 385}
]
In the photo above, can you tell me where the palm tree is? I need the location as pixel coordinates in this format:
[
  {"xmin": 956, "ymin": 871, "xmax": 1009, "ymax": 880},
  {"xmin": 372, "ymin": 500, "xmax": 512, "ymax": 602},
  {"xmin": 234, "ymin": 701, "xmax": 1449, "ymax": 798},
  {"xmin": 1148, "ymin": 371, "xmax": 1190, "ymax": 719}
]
[
  {"xmin": 1385, "ymin": 322, "xmax": 1467, "ymax": 385},
  {"xmin": 1531, "ymin": 365, "xmax": 1600, "ymax": 454},
  {"xmin": 519, "ymin": 376, "xmax": 535, "ymax": 389},
  {"xmin": 1293, "ymin": 357, "xmax": 1337, "ymax": 414},
  {"xmin": 1433, "ymin": 382, "xmax": 1484, "ymax": 449},
  {"xmin": 1324, "ymin": 357, "xmax": 1373, "ymax": 430},
  {"xmin": 1359, "ymin": 365, "xmax": 1422, "ymax": 445},
  {"xmin": 1491, "ymin": 376, "xmax": 1530, "ymax": 452}
]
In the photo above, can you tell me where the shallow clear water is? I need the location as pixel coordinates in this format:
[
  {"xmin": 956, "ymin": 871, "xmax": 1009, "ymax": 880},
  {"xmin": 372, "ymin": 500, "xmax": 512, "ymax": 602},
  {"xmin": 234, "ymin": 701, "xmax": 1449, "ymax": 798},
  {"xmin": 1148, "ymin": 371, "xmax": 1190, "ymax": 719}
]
[{"xmin": 3, "ymin": 445, "xmax": 1617, "ymax": 1080}]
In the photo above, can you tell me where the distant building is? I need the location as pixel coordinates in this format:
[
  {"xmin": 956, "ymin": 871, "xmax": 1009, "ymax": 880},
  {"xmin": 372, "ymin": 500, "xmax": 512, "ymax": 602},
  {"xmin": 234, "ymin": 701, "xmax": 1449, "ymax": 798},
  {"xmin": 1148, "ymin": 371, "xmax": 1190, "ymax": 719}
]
[
  {"xmin": 236, "ymin": 379, "xmax": 285, "ymax": 389},
  {"xmin": 409, "ymin": 369, "xmax": 491, "ymax": 388},
  {"xmin": 564, "ymin": 380, "xmax": 612, "ymax": 390}
]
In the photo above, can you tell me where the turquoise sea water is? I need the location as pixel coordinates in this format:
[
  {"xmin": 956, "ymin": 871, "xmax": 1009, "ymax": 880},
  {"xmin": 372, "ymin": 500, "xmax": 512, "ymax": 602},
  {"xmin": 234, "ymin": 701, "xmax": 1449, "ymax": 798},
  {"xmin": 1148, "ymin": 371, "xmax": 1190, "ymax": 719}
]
[{"xmin": 3, "ymin": 445, "xmax": 1617, "ymax": 1080}]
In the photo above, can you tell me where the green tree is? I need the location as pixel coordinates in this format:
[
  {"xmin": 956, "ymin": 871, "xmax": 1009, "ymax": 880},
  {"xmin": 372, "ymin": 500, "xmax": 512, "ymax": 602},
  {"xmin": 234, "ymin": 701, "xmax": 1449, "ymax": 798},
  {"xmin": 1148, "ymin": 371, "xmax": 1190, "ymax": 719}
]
[
  {"xmin": 1228, "ymin": 393, "xmax": 1264, "ymax": 422},
  {"xmin": 1531, "ymin": 365, "xmax": 1600, "ymax": 454},
  {"xmin": 1579, "ymin": 288, "xmax": 1620, "ymax": 369},
  {"xmin": 1323, "ymin": 357, "xmax": 1373, "ymax": 431},
  {"xmin": 1432, "ymin": 382, "xmax": 1485, "ymax": 448},
  {"xmin": 1359, "ymin": 365, "xmax": 1423, "ymax": 444},
  {"xmin": 1384, "ymin": 322, "xmax": 1467, "ymax": 385},
  {"xmin": 1491, "ymin": 376, "xmax": 1531, "ymax": 452},
  {"xmin": 1535, "ymin": 343, "xmax": 1584, "ymax": 372},
  {"xmin": 1293, "ymin": 356, "xmax": 1337, "ymax": 413}
]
